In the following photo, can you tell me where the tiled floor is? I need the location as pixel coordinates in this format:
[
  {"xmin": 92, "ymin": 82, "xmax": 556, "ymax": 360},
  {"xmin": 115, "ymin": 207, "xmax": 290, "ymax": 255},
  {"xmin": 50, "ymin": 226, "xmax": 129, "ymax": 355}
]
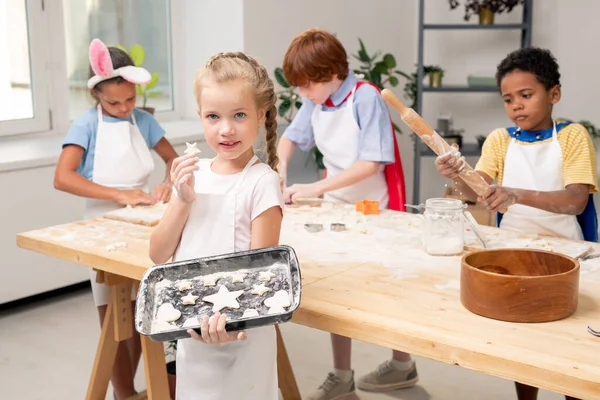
[{"xmin": 0, "ymin": 287, "xmax": 565, "ymax": 400}]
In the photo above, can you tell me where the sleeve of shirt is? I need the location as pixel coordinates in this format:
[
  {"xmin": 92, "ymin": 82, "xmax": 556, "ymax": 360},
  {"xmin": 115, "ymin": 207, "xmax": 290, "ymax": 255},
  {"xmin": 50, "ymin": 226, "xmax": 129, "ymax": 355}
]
[
  {"xmin": 62, "ymin": 114, "xmax": 94, "ymax": 150},
  {"xmin": 354, "ymin": 85, "xmax": 394, "ymax": 164},
  {"xmin": 251, "ymin": 170, "xmax": 285, "ymax": 221},
  {"xmin": 137, "ymin": 110, "xmax": 166, "ymax": 149},
  {"xmin": 282, "ymin": 98, "xmax": 316, "ymax": 152},
  {"xmin": 475, "ymin": 128, "xmax": 504, "ymax": 181},
  {"xmin": 561, "ymin": 124, "xmax": 598, "ymax": 193}
]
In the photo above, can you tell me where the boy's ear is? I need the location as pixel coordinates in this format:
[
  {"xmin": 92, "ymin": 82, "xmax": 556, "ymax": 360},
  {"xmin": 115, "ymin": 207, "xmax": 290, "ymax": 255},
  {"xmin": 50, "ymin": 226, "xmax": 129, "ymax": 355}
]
[{"xmin": 550, "ymin": 85, "xmax": 561, "ymax": 104}]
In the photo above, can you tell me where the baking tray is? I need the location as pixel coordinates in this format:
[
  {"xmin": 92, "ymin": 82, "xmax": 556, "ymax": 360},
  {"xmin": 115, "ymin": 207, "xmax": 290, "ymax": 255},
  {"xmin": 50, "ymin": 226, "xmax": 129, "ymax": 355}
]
[{"xmin": 135, "ymin": 245, "xmax": 302, "ymax": 342}]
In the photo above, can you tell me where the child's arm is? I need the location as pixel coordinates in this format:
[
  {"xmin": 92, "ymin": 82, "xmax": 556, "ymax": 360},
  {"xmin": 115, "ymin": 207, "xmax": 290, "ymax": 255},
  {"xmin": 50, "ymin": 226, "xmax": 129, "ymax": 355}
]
[
  {"xmin": 250, "ymin": 206, "xmax": 283, "ymax": 249},
  {"xmin": 149, "ymin": 154, "xmax": 199, "ymax": 264},
  {"xmin": 277, "ymin": 137, "xmax": 296, "ymax": 189},
  {"xmin": 152, "ymin": 137, "xmax": 178, "ymax": 202},
  {"xmin": 54, "ymin": 145, "xmax": 156, "ymax": 205},
  {"xmin": 481, "ymin": 184, "xmax": 590, "ymax": 214}
]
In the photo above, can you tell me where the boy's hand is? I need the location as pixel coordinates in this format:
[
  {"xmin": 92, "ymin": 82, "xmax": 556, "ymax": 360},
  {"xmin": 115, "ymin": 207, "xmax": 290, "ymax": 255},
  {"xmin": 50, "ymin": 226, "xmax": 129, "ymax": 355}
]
[
  {"xmin": 283, "ymin": 183, "xmax": 321, "ymax": 204},
  {"xmin": 170, "ymin": 154, "xmax": 199, "ymax": 204},
  {"xmin": 435, "ymin": 144, "xmax": 466, "ymax": 179},
  {"xmin": 152, "ymin": 182, "xmax": 172, "ymax": 203},
  {"xmin": 188, "ymin": 312, "xmax": 247, "ymax": 345},
  {"xmin": 479, "ymin": 185, "xmax": 518, "ymax": 212}
]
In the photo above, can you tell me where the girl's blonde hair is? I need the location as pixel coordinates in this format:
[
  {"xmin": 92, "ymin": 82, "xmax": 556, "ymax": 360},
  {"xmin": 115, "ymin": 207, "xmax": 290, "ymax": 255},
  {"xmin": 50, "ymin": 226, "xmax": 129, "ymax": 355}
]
[{"xmin": 194, "ymin": 52, "xmax": 279, "ymax": 172}]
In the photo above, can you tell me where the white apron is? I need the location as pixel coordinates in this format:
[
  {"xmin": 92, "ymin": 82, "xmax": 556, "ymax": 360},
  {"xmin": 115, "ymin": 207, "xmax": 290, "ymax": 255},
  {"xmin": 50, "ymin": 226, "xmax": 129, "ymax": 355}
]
[
  {"xmin": 311, "ymin": 85, "xmax": 389, "ymax": 207},
  {"xmin": 500, "ymin": 122, "xmax": 583, "ymax": 240},
  {"xmin": 175, "ymin": 155, "xmax": 278, "ymax": 400},
  {"xmin": 84, "ymin": 106, "xmax": 155, "ymax": 306}
]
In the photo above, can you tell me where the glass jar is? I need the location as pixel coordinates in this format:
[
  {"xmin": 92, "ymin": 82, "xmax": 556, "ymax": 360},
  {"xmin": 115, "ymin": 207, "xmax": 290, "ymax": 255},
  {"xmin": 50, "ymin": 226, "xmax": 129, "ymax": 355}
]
[{"xmin": 422, "ymin": 198, "xmax": 465, "ymax": 256}]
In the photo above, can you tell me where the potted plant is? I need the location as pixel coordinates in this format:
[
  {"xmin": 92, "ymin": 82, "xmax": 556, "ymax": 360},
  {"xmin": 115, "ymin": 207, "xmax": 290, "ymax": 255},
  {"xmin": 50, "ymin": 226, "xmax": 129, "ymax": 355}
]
[
  {"xmin": 424, "ymin": 65, "xmax": 445, "ymax": 88},
  {"xmin": 115, "ymin": 43, "xmax": 163, "ymax": 115},
  {"xmin": 448, "ymin": 0, "xmax": 525, "ymax": 25}
]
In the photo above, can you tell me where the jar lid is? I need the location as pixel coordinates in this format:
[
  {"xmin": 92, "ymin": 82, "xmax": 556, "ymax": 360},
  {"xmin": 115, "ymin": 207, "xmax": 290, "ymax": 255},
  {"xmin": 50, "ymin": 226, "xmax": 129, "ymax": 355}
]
[{"xmin": 425, "ymin": 197, "xmax": 464, "ymax": 210}]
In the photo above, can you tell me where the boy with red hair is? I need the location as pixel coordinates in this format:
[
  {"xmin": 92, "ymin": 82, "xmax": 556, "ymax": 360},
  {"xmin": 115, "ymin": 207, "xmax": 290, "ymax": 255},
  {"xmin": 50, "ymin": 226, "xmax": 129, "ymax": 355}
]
[{"xmin": 277, "ymin": 29, "xmax": 415, "ymax": 400}]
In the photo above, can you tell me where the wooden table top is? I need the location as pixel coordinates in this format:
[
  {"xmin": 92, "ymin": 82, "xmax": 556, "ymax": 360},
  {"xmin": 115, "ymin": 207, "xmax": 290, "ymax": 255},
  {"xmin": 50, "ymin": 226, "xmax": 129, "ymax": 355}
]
[{"xmin": 16, "ymin": 204, "xmax": 600, "ymax": 399}]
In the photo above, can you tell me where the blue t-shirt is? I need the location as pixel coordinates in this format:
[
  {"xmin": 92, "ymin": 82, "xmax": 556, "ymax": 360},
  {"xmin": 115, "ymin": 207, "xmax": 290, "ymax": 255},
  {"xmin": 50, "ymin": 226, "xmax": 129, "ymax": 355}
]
[
  {"xmin": 283, "ymin": 71, "xmax": 394, "ymax": 164},
  {"xmin": 62, "ymin": 108, "xmax": 165, "ymax": 180}
]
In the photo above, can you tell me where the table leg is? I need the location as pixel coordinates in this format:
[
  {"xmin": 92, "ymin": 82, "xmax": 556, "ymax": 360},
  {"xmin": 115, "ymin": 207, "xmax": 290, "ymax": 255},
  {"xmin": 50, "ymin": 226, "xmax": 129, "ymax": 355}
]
[
  {"xmin": 276, "ymin": 325, "xmax": 301, "ymax": 400},
  {"xmin": 86, "ymin": 301, "xmax": 119, "ymax": 400},
  {"xmin": 141, "ymin": 335, "xmax": 170, "ymax": 400}
]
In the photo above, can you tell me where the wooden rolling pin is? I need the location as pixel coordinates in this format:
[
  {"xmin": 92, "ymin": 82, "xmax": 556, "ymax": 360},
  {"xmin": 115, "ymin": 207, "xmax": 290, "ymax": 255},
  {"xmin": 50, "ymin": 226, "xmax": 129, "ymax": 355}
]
[{"xmin": 382, "ymin": 89, "xmax": 490, "ymax": 197}]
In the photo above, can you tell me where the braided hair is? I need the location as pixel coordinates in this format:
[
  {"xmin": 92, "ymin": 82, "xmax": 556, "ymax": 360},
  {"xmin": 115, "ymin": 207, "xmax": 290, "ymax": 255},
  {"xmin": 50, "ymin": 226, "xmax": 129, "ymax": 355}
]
[{"xmin": 194, "ymin": 52, "xmax": 279, "ymax": 172}]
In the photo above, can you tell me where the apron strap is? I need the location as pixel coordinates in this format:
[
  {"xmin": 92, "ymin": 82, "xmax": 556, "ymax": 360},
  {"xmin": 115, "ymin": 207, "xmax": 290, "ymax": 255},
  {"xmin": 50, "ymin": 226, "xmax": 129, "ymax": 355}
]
[{"xmin": 232, "ymin": 154, "xmax": 259, "ymax": 249}]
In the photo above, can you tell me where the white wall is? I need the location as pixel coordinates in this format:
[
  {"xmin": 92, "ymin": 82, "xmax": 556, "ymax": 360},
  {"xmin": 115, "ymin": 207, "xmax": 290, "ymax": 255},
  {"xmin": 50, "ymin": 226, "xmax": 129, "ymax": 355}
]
[{"xmin": 242, "ymin": 0, "xmax": 600, "ymax": 204}]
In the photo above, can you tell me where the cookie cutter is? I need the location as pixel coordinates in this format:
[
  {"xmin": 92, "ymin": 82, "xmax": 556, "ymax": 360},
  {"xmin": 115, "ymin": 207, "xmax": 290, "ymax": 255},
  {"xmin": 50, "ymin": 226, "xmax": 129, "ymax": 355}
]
[
  {"xmin": 304, "ymin": 223, "xmax": 323, "ymax": 233},
  {"xmin": 330, "ymin": 223, "xmax": 346, "ymax": 232}
]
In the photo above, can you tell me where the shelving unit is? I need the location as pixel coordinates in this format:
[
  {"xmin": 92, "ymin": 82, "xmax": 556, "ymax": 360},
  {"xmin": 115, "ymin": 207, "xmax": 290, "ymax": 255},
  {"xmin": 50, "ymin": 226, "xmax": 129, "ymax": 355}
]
[{"xmin": 411, "ymin": 0, "xmax": 533, "ymax": 205}]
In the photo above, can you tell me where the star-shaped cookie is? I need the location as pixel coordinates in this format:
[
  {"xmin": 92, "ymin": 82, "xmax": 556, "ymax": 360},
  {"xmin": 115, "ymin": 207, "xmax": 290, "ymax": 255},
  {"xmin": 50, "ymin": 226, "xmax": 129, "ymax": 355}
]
[
  {"xmin": 181, "ymin": 293, "xmax": 199, "ymax": 305},
  {"xmin": 202, "ymin": 285, "xmax": 244, "ymax": 312},
  {"xmin": 177, "ymin": 280, "xmax": 193, "ymax": 291},
  {"xmin": 202, "ymin": 274, "xmax": 221, "ymax": 287},
  {"xmin": 250, "ymin": 284, "xmax": 271, "ymax": 296},
  {"xmin": 184, "ymin": 142, "xmax": 201, "ymax": 155},
  {"xmin": 258, "ymin": 271, "xmax": 277, "ymax": 282},
  {"xmin": 231, "ymin": 271, "xmax": 248, "ymax": 283}
]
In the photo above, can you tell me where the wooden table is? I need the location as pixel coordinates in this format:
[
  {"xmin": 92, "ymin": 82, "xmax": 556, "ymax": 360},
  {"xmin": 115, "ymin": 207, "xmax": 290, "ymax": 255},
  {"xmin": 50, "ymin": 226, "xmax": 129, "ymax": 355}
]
[{"xmin": 17, "ymin": 206, "xmax": 600, "ymax": 399}]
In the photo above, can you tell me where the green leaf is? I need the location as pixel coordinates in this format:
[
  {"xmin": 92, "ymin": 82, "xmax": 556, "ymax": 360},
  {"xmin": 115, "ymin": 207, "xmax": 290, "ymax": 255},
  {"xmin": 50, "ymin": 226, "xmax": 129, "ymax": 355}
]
[
  {"xmin": 383, "ymin": 54, "xmax": 396, "ymax": 69},
  {"xmin": 357, "ymin": 49, "xmax": 370, "ymax": 63},
  {"xmin": 370, "ymin": 70, "xmax": 382, "ymax": 87},
  {"xmin": 278, "ymin": 99, "xmax": 292, "ymax": 116},
  {"xmin": 392, "ymin": 121, "xmax": 403, "ymax": 134},
  {"xmin": 394, "ymin": 70, "xmax": 412, "ymax": 80},
  {"xmin": 274, "ymin": 67, "xmax": 290, "ymax": 88},
  {"xmin": 295, "ymin": 101, "xmax": 303, "ymax": 110},
  {"xmin": 136, "ymin": 83, "xmax": 147, "ymax": 95},
  {"xmin": 358, "ymin": 38, "xmax": 367, "ymax": 56},
  {"xmin": 147, "ymin": 72, "xmax": 160, "ymax": 90},
  {"xmin": 389, "ymin": 76, "xmax": 399, "ymax": 86},
  {"xmin": 374, "ymin": 61, "xmax": 388, "ymax": 74},
  {"xmin": 147, "ymin": 91, "xmax": 163, "ymax": 98},
  {"xmin": 115, "ymin": 44, "xmax": 128, "ymax": 53},
  {"xmin": 129, "ymin": 44, "xmax": 145, "ymax": 67}
]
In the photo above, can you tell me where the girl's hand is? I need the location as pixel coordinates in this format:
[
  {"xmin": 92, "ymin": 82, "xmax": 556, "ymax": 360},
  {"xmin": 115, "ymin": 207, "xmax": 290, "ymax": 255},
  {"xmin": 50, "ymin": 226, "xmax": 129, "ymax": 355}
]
[
  {"xmin": 188, "ymin": 312, "xmax": 247, "ymax": 345},
  {"xmin": 435, "ymin": 144, "xmax": 466, "ymax": 179},
  {"xmin": 115, "ymin": 189, "xmax": 156, "ymax": 206},
  {"xmin": 478, "ymin": 185, "xmax": 518, "ymax": 212},
  {"xmin": 152, "ymin": 182, "xmax": 172, "ymax": 203},
  {"xmin": 170, "ymin": 154, "xmax": 199, "ymax": 204},
  {"xmin": 283, "ymin": 183, "xmax": 321, "ymax": 204}
]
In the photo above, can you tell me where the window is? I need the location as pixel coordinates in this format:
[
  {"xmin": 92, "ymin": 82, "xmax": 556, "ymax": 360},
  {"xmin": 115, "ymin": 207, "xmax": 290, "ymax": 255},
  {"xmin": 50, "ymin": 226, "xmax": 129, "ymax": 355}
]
[
  {"xmin": 62, "ymin": 0, "xmax": 174, "ymax": 119},
  {"xmin": 0, "ymin": 0, "xmax": 50, "ymax": 135},
  {"xmin": 0, "ymin": 0, "xmax": 177, "ymax": 137}
]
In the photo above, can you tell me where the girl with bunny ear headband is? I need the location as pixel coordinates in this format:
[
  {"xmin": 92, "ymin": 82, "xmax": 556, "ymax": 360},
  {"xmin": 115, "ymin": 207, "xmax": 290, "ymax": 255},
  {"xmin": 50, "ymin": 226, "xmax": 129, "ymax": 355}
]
[{"xmin": 54, "ymin": 38, "xmax": 178, "ymax": 400}]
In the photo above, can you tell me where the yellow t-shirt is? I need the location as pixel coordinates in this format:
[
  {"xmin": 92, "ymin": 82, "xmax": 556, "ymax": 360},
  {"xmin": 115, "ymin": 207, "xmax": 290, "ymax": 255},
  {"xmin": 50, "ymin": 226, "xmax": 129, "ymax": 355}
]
[{"xmin": 475, "ymin": 123, "xmax": 598, "ymax": 193}]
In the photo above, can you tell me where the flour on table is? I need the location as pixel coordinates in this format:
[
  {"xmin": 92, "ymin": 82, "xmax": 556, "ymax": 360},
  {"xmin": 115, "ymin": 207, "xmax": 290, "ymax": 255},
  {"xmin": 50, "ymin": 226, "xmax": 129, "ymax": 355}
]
[
  {"xmin": 156, "ymin": 303, "xmax": 181, "ymax": 322},
  {"xmin": 105, "ymin": 242, "xmax": 127, "ymax": 252},
  {"xmin": 434, "ymin": 279, "xmax": 460, "ymax": 291}
]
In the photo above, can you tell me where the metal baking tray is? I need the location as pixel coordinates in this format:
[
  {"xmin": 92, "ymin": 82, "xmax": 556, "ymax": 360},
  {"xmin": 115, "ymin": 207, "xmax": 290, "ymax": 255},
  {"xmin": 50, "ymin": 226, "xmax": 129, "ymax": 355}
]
[{"xmin": 135, "ymin": 245, "xmax": 302, "ymax": 342}]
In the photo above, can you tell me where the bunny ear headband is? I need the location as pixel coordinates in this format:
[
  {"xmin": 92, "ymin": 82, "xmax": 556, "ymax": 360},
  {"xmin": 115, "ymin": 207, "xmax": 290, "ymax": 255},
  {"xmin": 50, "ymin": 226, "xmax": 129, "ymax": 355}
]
[{"xmin": 87, "ymin": 38, "xmax": 151, "ymax": 89}]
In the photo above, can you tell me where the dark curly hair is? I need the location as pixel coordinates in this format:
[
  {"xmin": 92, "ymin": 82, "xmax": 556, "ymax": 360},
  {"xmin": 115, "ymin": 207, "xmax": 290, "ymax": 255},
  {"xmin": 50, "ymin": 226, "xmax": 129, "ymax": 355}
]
[{"xmin": 495, "ymin": 47, "xmax": 561, "ymax": 91}]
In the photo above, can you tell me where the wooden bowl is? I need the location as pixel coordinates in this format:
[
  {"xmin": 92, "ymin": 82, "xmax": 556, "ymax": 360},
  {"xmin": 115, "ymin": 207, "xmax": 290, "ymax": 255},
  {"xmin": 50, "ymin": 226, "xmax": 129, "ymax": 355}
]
[{"xmin": 461, "ymin": 249, "xmax": 579, "ymax": 323}]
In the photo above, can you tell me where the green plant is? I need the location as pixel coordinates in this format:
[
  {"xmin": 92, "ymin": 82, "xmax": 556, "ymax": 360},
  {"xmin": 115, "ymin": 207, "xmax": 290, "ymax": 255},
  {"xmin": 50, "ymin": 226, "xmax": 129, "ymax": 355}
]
[
  {"xmin": 273, "ymin": 67, "xmax": 302, "ymax": 124},
  {"xmin": 424, "ymin": 65, "xmax": 444, "ymax": 76},
  {"xmin": 448, "ymin": 0, "xmax": 525, "ymax": 21},
  {"xmin": 115, "ymin": 44, "xmax": 162, "ymax": 108}
]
